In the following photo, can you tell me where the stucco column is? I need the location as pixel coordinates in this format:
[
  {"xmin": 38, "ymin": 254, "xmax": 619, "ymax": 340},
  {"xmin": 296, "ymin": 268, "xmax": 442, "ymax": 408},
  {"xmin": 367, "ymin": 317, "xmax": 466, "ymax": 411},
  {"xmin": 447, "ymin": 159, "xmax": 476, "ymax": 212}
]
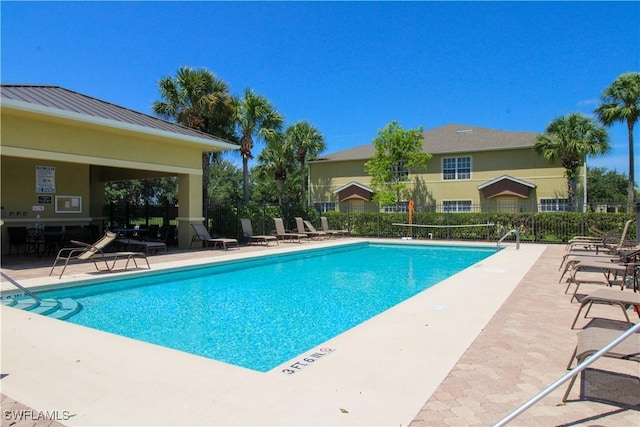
[
  {"xmin": 175, "ymin": 173, "xmax": 203, "ymax": 249},
  {"xmin": 89, "ymin": 166, "xmax": 106, "ymax": 231}
]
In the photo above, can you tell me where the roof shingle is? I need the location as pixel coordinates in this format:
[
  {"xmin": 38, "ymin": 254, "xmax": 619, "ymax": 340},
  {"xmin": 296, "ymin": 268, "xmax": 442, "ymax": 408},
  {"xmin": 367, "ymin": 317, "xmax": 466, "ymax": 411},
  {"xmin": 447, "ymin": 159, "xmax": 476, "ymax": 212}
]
[{"xmin": 312, "ymin": 124, "xmax": 538, "ymax": 162}]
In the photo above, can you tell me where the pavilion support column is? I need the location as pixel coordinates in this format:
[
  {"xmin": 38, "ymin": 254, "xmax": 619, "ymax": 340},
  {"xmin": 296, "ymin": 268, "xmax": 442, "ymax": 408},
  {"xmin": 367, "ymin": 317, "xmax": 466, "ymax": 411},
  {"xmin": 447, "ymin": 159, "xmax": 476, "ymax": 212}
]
[
  {"xmin": 175, "ymin": 172, "xmax": 204, "ymax": 249},
  {"xmin": 89, "ymin": 166, "xmax": 106, "ymax": 232}
]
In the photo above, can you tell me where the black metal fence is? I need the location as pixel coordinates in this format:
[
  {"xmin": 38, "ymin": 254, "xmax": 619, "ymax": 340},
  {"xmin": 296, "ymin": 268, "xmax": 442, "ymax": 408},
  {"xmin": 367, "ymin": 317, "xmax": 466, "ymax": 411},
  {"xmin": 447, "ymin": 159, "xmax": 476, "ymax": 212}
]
[{"xmin": 103, "ymin": 201, "xmax": 637, "ymax": 246}]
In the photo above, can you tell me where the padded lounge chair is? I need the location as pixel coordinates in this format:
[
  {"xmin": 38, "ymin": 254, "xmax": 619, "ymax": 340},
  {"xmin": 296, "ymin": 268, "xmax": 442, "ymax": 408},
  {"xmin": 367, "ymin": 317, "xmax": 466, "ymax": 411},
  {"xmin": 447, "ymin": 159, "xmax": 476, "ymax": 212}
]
[
  {"xmin": 240, "ymin": 218, "xmax": 278, "ymax": 246},
  {"xmin": 295, "ymin": 217, "xmax": 324, "ymax": 240},
  {"xmin": 320, "ymin": 216, "xmax": 348, "ymax": 237},
  {"xmin": 190, "ymin": 223, "xmax": 239, "ymax": 250},
  {"xmin": 274, "ymin": 218, "xmax": 307, "ymax": 243},
  {"xmin": 50, "ymin": 231, "xmax": 150, "ymax": 279},
  {"xmin": 562, "ymin": 326, "xmax": 640, "ymax": 402}
]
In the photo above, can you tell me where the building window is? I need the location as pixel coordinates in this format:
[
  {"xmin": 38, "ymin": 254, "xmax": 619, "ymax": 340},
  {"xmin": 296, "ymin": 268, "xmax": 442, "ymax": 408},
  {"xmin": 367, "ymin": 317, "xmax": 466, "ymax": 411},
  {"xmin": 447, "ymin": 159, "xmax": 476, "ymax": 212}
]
[
  {"xmin": 442, "ymin": 156, "xmax": 471, "ymax": 180},
  {"xmin": 392, "ymin": 161, "xmax": 409, "ymax": 182},
  {"xmin": 313, "ymin": 202, "xmax": 336, "ymax": 213},
  {"xmin": 442, "ymin": 200, "xmax": 472, "ymax": 213},
  {"xmin": 540, "ymin": 198, "xmax": 569, "ymax": 212},
  {"xmin": 383, "ymin": 201, "xmax": 408, "ymax": 213}
]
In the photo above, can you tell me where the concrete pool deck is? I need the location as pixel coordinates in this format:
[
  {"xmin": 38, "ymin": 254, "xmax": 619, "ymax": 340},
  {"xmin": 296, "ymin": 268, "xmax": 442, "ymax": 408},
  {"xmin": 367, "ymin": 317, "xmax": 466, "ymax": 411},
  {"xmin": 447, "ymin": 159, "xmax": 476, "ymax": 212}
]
[{"xmin": 1, "ymin": 239, "xmax": 638, "ymax": 426}]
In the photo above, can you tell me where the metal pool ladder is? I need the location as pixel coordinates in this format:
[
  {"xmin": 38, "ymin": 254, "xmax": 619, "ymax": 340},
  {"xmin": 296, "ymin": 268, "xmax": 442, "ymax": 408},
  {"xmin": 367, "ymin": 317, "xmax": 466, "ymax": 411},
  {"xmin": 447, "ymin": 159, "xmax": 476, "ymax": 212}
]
[{"xmin": 497, "ymin": 229, "xmax": 520, "ymax": 250}]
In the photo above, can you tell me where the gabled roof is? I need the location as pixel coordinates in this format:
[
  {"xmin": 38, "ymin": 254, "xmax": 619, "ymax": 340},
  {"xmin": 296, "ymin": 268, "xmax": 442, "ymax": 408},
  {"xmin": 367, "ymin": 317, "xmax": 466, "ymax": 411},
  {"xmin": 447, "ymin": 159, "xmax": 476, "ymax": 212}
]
[
  {"xmin": 477, "ymin": 175, "xmax": 536, "ymax": 199},
  {"xmin": 333, "ymin": 181, "xmax": 374, "ymax": 194},
  {"xmin": 0, "ymin": 85, "xmax": 239, "ymax": 150},
  {"xmin": 311, "ymin": 124, "xmax": 538, "ymax": 162},
  {"xmin": 477, "ymin": 174, "xmax": 536, "ymax": 190}
]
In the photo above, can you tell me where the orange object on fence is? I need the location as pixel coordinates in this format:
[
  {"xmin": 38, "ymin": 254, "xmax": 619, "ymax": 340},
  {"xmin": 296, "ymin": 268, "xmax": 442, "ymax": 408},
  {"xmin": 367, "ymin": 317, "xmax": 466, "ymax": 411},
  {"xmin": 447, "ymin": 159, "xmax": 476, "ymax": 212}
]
[{"xmin": 408, "ymin": 200, "xmax": 415, "ymax": 237}]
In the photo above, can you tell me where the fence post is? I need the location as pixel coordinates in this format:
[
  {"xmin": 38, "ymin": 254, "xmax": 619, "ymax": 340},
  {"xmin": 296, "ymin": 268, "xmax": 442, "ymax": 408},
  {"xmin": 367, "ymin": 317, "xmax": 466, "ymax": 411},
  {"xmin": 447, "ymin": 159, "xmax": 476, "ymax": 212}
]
[{"xmin": 636, "ymin": 200, "xmax": 640, "ymax": 242}]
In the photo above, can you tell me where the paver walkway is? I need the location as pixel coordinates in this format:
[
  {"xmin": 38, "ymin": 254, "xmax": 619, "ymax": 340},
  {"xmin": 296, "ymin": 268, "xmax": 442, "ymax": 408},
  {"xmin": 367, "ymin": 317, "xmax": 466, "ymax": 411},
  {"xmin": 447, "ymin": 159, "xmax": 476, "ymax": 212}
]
[{"xmin": 410, "ymin": 244, "xmax": 639, "ymax": 426}]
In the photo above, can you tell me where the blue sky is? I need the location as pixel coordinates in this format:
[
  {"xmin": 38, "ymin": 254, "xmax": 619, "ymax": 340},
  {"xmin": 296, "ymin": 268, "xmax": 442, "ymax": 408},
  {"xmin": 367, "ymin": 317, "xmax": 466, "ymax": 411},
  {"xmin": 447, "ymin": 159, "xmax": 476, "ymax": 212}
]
[{"xmin": 2, "ymin": 1, "xmax": 638, "ymax": 177}]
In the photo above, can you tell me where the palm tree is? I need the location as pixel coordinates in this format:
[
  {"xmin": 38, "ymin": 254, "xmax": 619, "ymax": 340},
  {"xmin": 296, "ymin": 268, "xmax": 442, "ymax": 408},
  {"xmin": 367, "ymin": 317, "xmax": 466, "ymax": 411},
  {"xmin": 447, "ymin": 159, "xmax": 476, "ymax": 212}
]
[
  {"xmin": 232, "ymin": 88, "xmax": 284, "ymax": 203},
  {"xmin": 534, "ymin": 113, "xmax": 610, "ymax": 210},
  {"xmin": 152, "ymin": 67, "xmax": 235, "ymax": 217},
  {"xmin": 286, "ymin": 121, "xmax": 326, "ymax": 206},
  {"xmin": 255, "ymin": 130, "xmax": 294, "ymax": 206},
  {"xmin": 595, "ymin": 72, "xmax": 640, "ymax": 211}
]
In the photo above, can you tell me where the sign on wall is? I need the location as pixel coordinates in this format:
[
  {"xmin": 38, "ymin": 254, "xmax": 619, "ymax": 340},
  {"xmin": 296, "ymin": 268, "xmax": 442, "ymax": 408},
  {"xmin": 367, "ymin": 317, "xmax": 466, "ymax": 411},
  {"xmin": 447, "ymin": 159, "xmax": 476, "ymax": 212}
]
[
  {"xmin": 36, "ymin": 165, "xmax": 56, "ymax": 193},
  {"xmin": 55, "ymin": 196, "xmax": 82, "ymax": 213}
]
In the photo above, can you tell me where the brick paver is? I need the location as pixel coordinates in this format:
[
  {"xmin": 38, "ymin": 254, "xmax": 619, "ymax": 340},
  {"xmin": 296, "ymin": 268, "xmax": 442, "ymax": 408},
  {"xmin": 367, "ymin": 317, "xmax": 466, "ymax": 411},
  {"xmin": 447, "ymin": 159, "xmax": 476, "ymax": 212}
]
[{"xmin": 410, "ymin": 244, "xmax": 639, "ymax": 426}]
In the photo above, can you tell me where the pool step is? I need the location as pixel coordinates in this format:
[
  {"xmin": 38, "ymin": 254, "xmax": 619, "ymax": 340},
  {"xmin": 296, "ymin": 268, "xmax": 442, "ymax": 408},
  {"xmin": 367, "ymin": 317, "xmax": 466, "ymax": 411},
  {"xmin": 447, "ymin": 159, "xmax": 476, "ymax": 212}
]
[
  {"xmin": 48, "ymin": 298, "xmax": 82, "ymax": 320},
  {"xmin": 2, "ymin": 297, "xmax": 82, "ymax": 320},
  {"xmin": 1, "ymin": 298, "xmax": 17, "ymax": 307},
  {"xmin": 29, "ymin": 298, "xmax": 62, "ymax": 315},
  {"xmin": 12, "ymin": 298, "xmax": 40, "ymax": 311}
]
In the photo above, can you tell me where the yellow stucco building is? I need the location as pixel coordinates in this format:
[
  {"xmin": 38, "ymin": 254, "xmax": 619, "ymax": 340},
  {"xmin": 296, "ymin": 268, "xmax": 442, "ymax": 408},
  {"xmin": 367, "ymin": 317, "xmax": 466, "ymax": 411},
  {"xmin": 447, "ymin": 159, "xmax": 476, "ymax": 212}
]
[
  {"xmin": 309, "ymin": 124, "xmax": 578, "ymax": 213},
  {"xmin": 0, "ymin": 85, "xmax": 238, "ymax": 252}
]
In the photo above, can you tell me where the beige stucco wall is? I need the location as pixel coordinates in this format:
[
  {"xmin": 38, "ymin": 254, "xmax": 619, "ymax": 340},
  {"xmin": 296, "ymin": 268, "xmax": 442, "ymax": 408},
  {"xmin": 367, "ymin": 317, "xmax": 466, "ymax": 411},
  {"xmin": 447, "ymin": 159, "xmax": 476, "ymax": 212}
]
[
  {"xmin": 309, "ymin": 147, "xmax": 576, "ymax": 209},
  {"xmin": 2, "ymin": 111, "xmax": 201, "ymax": 171}
]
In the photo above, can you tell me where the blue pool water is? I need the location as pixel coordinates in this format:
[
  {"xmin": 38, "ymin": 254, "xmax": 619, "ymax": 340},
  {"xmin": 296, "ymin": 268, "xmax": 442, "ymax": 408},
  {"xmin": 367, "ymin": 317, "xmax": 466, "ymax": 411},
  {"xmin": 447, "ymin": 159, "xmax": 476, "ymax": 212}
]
[{"xmin": 42, "ymin": 242, "xmax": 496, "ymax": 372}]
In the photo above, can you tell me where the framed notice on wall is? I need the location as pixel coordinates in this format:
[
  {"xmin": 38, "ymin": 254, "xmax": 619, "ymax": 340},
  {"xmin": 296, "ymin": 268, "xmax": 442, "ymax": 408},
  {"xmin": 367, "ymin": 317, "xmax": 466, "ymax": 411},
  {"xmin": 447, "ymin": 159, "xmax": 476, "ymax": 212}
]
[
  {"xmin": 55, "ymin": 196, "xmax": 82, "ymax": 213},
  {"xmin": 36, "ymin": 165, "xmax": 56, "ymax": 193}
]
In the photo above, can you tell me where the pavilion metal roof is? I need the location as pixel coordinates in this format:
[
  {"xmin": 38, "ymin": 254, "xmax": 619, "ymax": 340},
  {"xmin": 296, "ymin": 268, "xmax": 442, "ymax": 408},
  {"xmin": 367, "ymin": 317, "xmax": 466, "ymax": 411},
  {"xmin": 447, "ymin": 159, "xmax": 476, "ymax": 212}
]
[{"xmin": 0, "ymin": 85, "xmax": 237, "ymax": 147}]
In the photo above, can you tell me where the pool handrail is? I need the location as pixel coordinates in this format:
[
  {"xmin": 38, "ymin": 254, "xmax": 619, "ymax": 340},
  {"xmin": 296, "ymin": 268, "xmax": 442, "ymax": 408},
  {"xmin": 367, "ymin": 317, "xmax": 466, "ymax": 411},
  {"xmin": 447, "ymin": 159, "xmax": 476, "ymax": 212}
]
[
  {"xmin": 0, "ymin": 271, "xmax": 42, "ymax": 301},
  {"xmin": 493, "ymin": 321, "xmax": 640, "ymax": 426},
  {"xmin": 497, "ymin": 229, "xmax": 520, "ymax": 250}
]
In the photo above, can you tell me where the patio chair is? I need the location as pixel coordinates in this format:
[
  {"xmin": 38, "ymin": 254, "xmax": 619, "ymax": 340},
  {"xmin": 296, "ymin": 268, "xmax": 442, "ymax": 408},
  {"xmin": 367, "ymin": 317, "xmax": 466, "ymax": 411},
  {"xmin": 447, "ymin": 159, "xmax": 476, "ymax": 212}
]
[
  {"xmin": 240, "ymin": 218, "xmax": 278, "ymax": 246},
  {"xmin": 295, "ymin": 217, "xmax": 324, "ymax": 240},
  {"xmin": 303, "ymin": 220, "xmax": 328, "ymax": 239},
  {"xmin": 190, "ymin": 223, "xmax": 239, "ymax": 250},
  {"xmin": 116, "ymin": 237, "xmax": 168, "ymax": 254},
  {"xmin": 562, "ymin": 326, "xmax": 640, "ymax": 403},
  {"xmin": 564, "ymin": 253, "xmax": 639, "ymax": 299},
  {"xmin": 560, "ymin": 220, "xmax": 636, "ymax": 270},
  {"xmin": 273, "ymin": 218, "xmax": 307, "ymax": 243},
  {"xmin": 320, "ymin": 216, "xmax": 348, "ymax": 237},
  {"xmin": 570, "ymin": 287, "xmax": 640, "ymax": 328},
  {"xmin": 50, "ymin": 231, "xmax": 150, "ymax": 279}
]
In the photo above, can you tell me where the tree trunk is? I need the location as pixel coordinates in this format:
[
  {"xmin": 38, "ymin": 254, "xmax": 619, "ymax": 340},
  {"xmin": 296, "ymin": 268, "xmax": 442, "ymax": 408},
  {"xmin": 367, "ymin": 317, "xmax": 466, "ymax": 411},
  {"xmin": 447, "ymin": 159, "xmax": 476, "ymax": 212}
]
[
  {"xmin": 627, "ymin": 121, "xmax": 635, "ymax": 212},
  {"xmin": 242, "ymin": 156, "xmax": 249, "ymax": 204}
]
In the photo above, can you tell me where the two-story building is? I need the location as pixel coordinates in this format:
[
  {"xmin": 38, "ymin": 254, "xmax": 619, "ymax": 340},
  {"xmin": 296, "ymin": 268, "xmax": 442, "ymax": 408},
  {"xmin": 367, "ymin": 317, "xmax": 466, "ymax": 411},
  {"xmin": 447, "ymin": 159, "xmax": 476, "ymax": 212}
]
[{"xmin": 309, "ymin": 124, "xmax": 577, "ymax": 213}]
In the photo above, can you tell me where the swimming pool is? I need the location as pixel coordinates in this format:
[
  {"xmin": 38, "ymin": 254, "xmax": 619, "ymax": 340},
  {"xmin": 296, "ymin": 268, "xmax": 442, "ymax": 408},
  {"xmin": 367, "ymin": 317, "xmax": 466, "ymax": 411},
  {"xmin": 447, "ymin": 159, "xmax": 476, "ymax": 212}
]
[{"xmin": 41, "ymin": 242, "xmax": 496, "ymax": 372}]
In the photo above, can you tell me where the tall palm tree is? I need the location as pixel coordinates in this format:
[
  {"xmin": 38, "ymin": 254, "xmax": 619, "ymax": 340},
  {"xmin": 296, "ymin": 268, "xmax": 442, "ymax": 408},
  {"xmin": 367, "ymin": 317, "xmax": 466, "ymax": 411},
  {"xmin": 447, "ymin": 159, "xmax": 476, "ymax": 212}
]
[
  {"xmin": 232, "ymin": 88, "xmax": 284, "ymax": 203},
  {"xmin": 534, "ymin": 113, "xmax": 610, "ymax": 210},
  {"xmin": 152, "ymin": 67, "xmax": 235, "ymax": 217},
  {"xmin": 286, "ymin": 121, "xmax": 326, "ymax": 206},
  {"xmin": 595, "ymin": 72, "xmax": 640, "ymax": 211},
  {"xmin": 255, "ymin": 130, "xmax": 294, "ymax": 206}
]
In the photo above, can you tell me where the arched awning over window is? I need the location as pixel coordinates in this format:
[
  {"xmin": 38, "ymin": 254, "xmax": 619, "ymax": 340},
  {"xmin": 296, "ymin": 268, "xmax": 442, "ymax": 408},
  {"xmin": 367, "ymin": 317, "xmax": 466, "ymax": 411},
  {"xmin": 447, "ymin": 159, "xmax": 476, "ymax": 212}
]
[
  {"xmin": 333, "ymin": 181, "xmax": 375, "ymax": 202},
  {"xmin": 477, "ymin": 175, "xmax": 536, "ymax": 199}
]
